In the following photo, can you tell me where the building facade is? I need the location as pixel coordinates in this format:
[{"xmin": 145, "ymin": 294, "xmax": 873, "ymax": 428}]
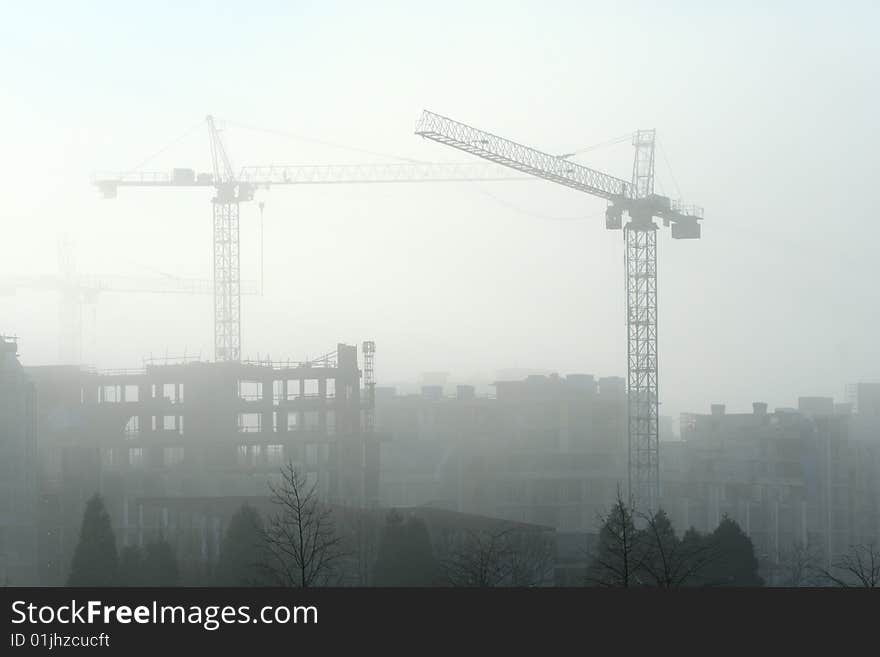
[
  {"xmin": 664, "ymin": 398, "xmax": 880, "ymax": 571},
  {"xmin": 377, "ymin": 373, "xmax": 627, "ymax": 532}
]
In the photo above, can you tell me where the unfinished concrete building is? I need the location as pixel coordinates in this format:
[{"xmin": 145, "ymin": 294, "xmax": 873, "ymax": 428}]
[{"xmin": 28, "ymin": 342, "xmax": 379, "ymax": 585}]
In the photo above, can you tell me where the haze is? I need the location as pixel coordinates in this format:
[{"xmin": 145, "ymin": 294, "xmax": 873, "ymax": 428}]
[{"xmin": 1, "ymin": 0, "xmax": 878, "ymax": 421}]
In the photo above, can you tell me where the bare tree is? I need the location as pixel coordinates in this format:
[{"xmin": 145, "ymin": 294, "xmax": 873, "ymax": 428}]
[
  {"xmin": 440, "ymin": 523, "xmax": 554, "ymax": 587},
  {"xmin": 819, "ymin": 542, "xmax": 880, "ymax": 588},
  {"xmin": 585, "ymin": 489, "xmax": 645, "ymax": 587},
  {"xmin": 442, "ymin": 528, "xmax": 514, "ymax": 587},
  {"xmin": 777, "ymin": 540, "xmax": 824, "ymax": 587},
  {"xmin": 507, "ymin": 531, "xmax": 555, "ymax": 587},
  {"xmin": 262, "ymin": 462, "xmax": 345, "ymax": 587}
]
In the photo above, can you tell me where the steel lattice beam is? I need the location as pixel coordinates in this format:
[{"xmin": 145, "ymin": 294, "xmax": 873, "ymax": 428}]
[
  {"xmin": 93, "ymin": 162, "xmax": 526, "ymax": 190},
  {"xmin": 238, "ymin": 162, "xmax": 526, "ymax": 185},
  {"xmin": 415, "ymin": 110, "xmax": 634, "ymax": 201}
]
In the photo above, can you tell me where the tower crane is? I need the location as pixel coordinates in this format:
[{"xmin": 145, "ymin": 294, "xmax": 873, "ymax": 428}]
[
  {"xmin": 1, "ymin": 273, "xmax": 259, "ymax": 364},
  {"xmin": 414, "ymin": 110, "xmax": 703, "ymax": 511},
  {"xmin": 94, "ymin": 116, "xmax": 522, "ymax": 362}
]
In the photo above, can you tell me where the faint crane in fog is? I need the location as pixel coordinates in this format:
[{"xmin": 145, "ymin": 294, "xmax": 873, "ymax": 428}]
[{"xmin": 0, "ymin": 237, "xmax": 257, "ymax": 364}]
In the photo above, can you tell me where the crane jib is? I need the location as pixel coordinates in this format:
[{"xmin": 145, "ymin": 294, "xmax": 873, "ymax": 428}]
[{"xmin": 414, "ymin": 110, "xmax": 634, "ymax": 202}]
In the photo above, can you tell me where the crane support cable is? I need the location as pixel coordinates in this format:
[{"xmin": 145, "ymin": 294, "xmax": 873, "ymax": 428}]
[
  {"xmin": 568, "ymin": 132, "xmax": 632, "ymax": 157},
  {"xmin": 122, "ymin": 119, "xmax": 205, "ymax": 176},
  {"xmin": 657, "ymin": 139, "xmax": 683, "ymax": 201}
]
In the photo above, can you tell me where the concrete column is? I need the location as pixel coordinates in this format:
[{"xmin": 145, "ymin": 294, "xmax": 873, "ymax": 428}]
[
  {"xmin": 559, "ymin": 401, "xmax": 570, "ymax": 452},
  {"xmin": 138, "ymin": 381, "xmax": 150, "ymax": 439},
  {"xmin": 682, "ymin": 497, "xmax": 689, "ymax": 531},
  {"xmin": 800, "ymin": 500, "xmax": 807, "ymax": 546},
  {"xmin": 137, "ymin": 503, "xmax": 144, "ymax": 547},
  {"xmin": 122, "ymin": 497, "xmax": 129, "ymax": 547},
  {"xmin": 200, "ymin": 513, "xmax": 208, "ymax": 561},
  {"xmin": 774, "ymin": 499, "xmax": 780, "ymax": 564}
]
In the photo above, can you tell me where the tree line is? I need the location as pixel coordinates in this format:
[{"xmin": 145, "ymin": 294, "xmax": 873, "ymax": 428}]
[
  {"xmin": 585, "ymin": 491, "xmax": 762, "ymax": 587},
  {"xmin": 66, "ymin": 469, "xmax": 880, "ymax": 588}
]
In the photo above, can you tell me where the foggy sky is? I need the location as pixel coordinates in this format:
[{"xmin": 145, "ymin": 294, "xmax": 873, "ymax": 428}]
[{"xmin": 1, "ymin": 1, "xmax": 878, "ymax": 421}]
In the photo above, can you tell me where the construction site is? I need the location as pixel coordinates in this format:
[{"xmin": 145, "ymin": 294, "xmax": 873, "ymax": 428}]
[
  {"xmin": 3, "ymin": 103, "xmax": 879, "ymax": 587},
  {"xmin": 5, "ymin": 15, "xmax": 880, "ymax": 657},
  {"xmin": 1, "ymin": 108, "xmax": 704, "ymax": 585}
]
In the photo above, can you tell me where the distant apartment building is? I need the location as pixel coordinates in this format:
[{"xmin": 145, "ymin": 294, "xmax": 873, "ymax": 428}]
[
  {"xmin": 378, "ymin": 372, "xmax": 880, "ymax": 563},
  {"xmin": 27, "ymin": 342, "xmax": 379, "ymax": 584},
  {"xmin": 664, "ymin": 397, "xmax": 880, "ymax": 568},
  {"xmin": 376, "ymin": 373, "xmax": 627, "ymax": 532},
  {"xmin": 0, "ymin": 336, "xmax": 38, "ymax": 584}
]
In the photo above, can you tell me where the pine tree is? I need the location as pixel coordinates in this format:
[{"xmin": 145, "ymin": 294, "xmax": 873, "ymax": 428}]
[
  {"xmin": 118, "ymin": 545, "xmax": 145, "ymax": 586},
  {"xmin": 373, "ymin": 510, "xmax": 438, "ymax": 586},
  {"xmin": 585, "ymin": 492, "xmax": 643, "ymax": 587},
  {"xmin": 680, "ymin": 527, "xmax": 711, "ymax": 586},
  {"xmin": 215, "ymin": 504, "xmax": 266, "ymax": 586},
  {"xmin": 117, "ymin": 540, "xmax": 179, "ymax": 586},
  {"xmin": 67, "ymin": 494, "xmax": 119, "ymax": 586},
  {"xmin": 703, "ymin": 515, "xmax": 763, "ymax": 586},
  {"xmin": 142, "ymin": 539, "xmax": 179, "ymax": 586}
]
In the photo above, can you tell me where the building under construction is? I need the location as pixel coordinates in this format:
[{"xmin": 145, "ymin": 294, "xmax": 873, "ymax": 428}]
[{"xmin": 26, "ymin": 341, "xmax": 379, "ymax": 585}]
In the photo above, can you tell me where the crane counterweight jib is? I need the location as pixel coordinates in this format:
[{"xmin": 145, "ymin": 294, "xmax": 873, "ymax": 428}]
[
  {"xmin": 93, "ymin": 162, "xmax": 526, "ymax": 199},
  {"xmin": 92, "ymin": 170, "xmax": 215, "ymax": 198}
]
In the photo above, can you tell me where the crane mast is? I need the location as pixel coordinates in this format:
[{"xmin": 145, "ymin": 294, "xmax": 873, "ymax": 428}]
[
  {"xmin": 207, "ymin": 115, "xmax": 246, "ymax": 362},
  {"xmin": 627, "ymin": 129, "xmax": 660, "ymax": 513},
  {"xmin": 415, "ymin": 110, "xmax": 702, "ymax": 512}
]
